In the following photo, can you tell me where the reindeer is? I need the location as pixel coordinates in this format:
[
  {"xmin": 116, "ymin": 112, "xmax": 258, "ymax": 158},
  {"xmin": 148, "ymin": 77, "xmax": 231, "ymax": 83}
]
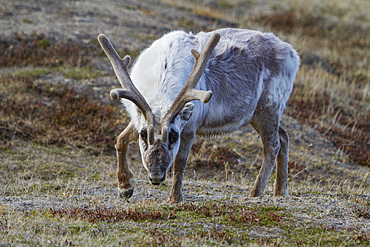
[{"xmin": 98, "ymin": 28, "xmax": 300, "ymax": 203}]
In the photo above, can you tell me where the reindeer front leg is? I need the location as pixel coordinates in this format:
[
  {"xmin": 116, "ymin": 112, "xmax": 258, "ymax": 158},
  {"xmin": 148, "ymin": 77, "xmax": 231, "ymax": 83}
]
[
  {"xmin": 116, "ymin": 121, "xmax": 138, "ymax": 199},
  {"xmin": 166, "ymin": 131, "xmax": 196, "ymax": 204}
]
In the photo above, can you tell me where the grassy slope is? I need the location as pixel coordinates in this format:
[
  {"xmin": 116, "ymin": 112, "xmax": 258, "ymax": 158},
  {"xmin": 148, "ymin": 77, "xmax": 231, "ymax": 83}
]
[{"xmin": 0, "ymin": 0, "xmax": 369, "ymax": 246}]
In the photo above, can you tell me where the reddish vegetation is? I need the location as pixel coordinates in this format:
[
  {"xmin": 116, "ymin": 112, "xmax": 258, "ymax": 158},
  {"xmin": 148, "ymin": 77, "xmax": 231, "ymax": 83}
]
[
  {"xmin": 49, "ymin": 202, "xmax": 283, "ymax": 245},
  {"xmin": 0, "ymin": 33, "xmax": 91, "ymax": 68},
  {"xmin": 175, "ymin": 202, "xmax": 282, "ymax": 225},
  {"xmin": 355, "ymin": 206, "xmax": 370, "ymax": 220},
  {"xmin": 0, "ymin": 76, "xmax": 123, "ymax": 153},
  {"xmin": 354, "ymin": 234, "xmax": 369, "ymax": 243},
  {"xmin": 50, "ymin": 206, "xmax": 167, "ymax": 223},
  {"xmin": 50, "ymin": 202, "xmax": 284, "ymax": 225},
  {"xmin": 287, "ymin": 89, "xmax": 369, "ymax": 167}
]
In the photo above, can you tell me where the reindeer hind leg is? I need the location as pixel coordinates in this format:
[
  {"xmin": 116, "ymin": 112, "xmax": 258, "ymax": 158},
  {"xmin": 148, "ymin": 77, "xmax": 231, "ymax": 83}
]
[
  {"xmin": 274, "ymin": 126, "xmax": 289, "ymax": 196},
  {"xmin": 249, "ymin": 113, "xmax": 281, "ymax": 197}
]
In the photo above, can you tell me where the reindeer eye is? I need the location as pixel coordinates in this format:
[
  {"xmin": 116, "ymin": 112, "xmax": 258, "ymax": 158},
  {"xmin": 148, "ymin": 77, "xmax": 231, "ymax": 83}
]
[
  {"xmin": 140, "ymin": 129, "xmax": 147, "ymax": 143},
  {"xmin": 169, "ymin": 131, "xmax": 179, "ymax": 144}
]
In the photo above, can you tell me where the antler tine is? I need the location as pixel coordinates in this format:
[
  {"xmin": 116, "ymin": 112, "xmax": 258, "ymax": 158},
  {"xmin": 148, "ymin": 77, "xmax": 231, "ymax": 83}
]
[
  {"xmin": 162, "ymin": 33, "xmax": 220, "ymax": 130},
  {"xmin": 98, "ymin": 34, "xmax": 155, "ymax": 144}
]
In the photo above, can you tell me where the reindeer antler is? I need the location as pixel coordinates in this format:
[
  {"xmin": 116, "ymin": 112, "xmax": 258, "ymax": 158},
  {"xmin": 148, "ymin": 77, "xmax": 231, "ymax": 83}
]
[
  {"xmin": 98, "ymin": 34, "xmax": 155, "ymax": 145},
  {"xmin": 161, "ymin": 33, "xmax": 220, "ymax": 142}
]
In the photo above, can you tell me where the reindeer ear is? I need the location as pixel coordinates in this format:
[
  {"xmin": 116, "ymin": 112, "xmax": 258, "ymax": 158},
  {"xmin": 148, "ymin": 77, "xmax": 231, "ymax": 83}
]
[{"xmin": 180, "ymin": 103, "xmax": 194, "ymax": 121}]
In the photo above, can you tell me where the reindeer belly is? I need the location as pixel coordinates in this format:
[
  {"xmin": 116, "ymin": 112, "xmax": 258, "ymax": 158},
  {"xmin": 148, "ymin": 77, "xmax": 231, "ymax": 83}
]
[{"xmin": 197, "ymin": 96, "xmax": 258, "ymax": 136}]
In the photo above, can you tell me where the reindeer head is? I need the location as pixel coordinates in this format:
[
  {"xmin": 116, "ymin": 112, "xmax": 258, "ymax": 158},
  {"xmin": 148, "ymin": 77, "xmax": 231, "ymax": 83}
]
[{"xmin": 98, "ymin": 33, "xmax": 220, "ymax": 185}]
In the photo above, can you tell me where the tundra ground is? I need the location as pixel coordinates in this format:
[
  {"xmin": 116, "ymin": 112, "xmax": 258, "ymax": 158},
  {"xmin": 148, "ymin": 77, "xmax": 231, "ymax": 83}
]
[{"xmin": 0, "ymin": 0, "xmax": 369, "ymax": 246}]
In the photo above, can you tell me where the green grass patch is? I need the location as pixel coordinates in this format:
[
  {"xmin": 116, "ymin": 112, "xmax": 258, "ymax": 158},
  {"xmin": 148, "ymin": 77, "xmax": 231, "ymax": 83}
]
[
  {"xmin": 11, "ymin": 68, "xmax": 53, "ymax": 78},
  {"xmin": 55, "ymin": 65, "xmax": 106, "ymax": 79},
  {"xmin": 9, "ymin": 65, "xmax": 106, "ymax": 80}
]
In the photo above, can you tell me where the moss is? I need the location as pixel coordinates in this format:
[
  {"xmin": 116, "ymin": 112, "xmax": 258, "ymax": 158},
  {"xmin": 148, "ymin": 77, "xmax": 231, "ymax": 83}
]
[
  {"xmin": 11, "ymin": 68, "xmax": 52, "ymax": 78},
  {"xmin": 55, "ymin": 65, "xmax": 106, "ymax": 79},
  {"xmin": 120, "ymin": 48, "xmax": 140, "ymax": 61},
  {"xmin": 38, "ymin": 39, "xmax": 50, "ymax": 48},
  {"xmin": 22, "ymin": 18, "xmax": 33, "ymax": 24},
  {"xmin": 215, "ymin": 0, "xmax": 234, "ymax": 9}
]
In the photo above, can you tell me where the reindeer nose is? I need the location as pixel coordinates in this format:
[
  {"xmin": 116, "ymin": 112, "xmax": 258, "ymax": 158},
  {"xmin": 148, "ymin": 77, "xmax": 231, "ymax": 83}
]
[{"xmin": 149, "ymin": 173, "xmax": 166, "ymax": 185}]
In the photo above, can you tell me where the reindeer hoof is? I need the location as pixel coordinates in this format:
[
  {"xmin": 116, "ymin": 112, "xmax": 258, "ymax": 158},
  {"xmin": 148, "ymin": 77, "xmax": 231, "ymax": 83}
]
[
  {"xmin": 166, "ymin": 194, "xmax": 183, "ymax": 204},
  {"xmin": 118, "ymin": 177, "xmax": 136, "ymax": 200},
  {"xmin": 273, "ymin": 190, "xmax": 289, "ymax": 197},
  {"xmin": 249, "ymin": 190, "xmax": 263, "ymax": 198},
  {"xmin": 119, "ymin": 188, "xmax": 134, "ymax": 199}
]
